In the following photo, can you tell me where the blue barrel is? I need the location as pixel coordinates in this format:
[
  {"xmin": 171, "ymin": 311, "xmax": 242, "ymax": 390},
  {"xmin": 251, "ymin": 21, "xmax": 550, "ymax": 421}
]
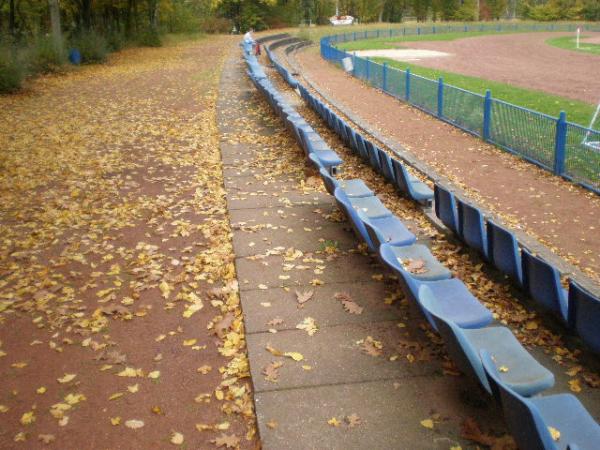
[{"xmin": 69, "ymin": 48, "xmax": 81, "ymax": 65}]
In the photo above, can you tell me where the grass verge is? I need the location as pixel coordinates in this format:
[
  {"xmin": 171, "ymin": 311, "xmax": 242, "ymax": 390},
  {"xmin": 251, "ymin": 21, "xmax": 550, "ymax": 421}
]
[
  {"xmin": 546, "ymin": 35, "xmax": 600, "ymax": 55},
  {"xmin": 372, "ymin": 57, "xmax": 596, "ymax": 126}
]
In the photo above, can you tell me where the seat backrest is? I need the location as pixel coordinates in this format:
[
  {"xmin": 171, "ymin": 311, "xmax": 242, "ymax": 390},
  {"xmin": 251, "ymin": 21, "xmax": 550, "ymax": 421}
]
[
  {"xmin": 307, "ymin": 152, "xmax": 323, "ymax": 170},
  {"xmin": 347, "ymin": 128, "xmax": 359, "ymax": 153},
  {"xmin": 357, "ymin": 210, "xmax": 383, "ymax": 253},
  {"xmin": 377, "ymin": 148, "xmax": 395, "ymax": 182},
  {"xmin": 391, "ymin": 158, "xmax": 412, "ymax": 197},
  {"xmin": 364, "ymin": 141, "xmax": 381, "ymax": 172},
  {"xmin": 522, "ymin": 249, "xmax": 567, "ymax": 321},
  {"xmin": 419, "ymin": 286, "xmax": 489, "ymax": 389},
  {"xmin": 319, "ymin": 168, "xmax": 338, "ymax": 195},
  {"xmin": 378, "ymin": 244, "xmax": 421, "ymax": 300},
  {"xmin": 568, "ymin": 280, "xmax": 600, "ymax": 355},
  {"xmin": 487, "ymin": 221, "xmax": 523, "ymax": 286},
  {"xmin": 434, "ymin": 185, "xmax": 459, "ymax": 234},
  {"xmin": 457, "ymin": 199, "xmax": 488, "ymax": 258},
  {"xmin": 333, "ymin": 187, "xmax": 373, "ymax": 249},
  {"xmin": 480, "ymin": 350, "xmax": 558, "ymax": 450},
  {"xmin": 354, "ymin": 133, "xmax": 368, "ymax": 159}
]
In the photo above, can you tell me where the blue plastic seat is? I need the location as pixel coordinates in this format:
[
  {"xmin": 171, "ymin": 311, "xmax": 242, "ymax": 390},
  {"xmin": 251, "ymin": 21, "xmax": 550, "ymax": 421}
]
[
  {"xmin": 391, "ymin": 159, "xmax": 433, "ymax": 204},
  {"xmin": 354, "ymin": 133, "xmax": 369, "ymax": 160},
  {"xmin": 379, "ymin": 245, "xmax": 492, "ymax": 329},
  {"xmin": 487, "ymin": 221, "xmax": 523, "ymax": 286},
  {"xmin": 379, "ymin": 243, "xmax": 452, "ymax": 282},
  {"xmin": 568, "ymin": 280, "xmax": 600, "ymax": 355},
  {"xmin": 347, "ymin": 195, "xmax": 392, "ymax": 220},
  {"xmin": 334, "ymin": 187, "xmax": 380, "ymax": 249},
  {"xmin": 364, "ymin": 140, "xmax": 382, "ymax": 173},
  {"xmin": 419, "ymin": 288, "xmax": 554, "ymax": 396},
  {"xmin": 434, "ymin": 185, "xmax": 459, "ymax": 234},
  {"xmin": 457, "ymin": 198, "xmax": 488, "ymax": 259},
  {"xmin": 522, "ymin": 249, "xmax": 568, "ymax": 323},
  {"xmin": 481, "ymin": 350, "xmax": 600, "ymax": 450},
  {"xmin": 307, "ymin": 153, "xmax": 324, "ymax": 170},
  {"xmin": 377, "ymin": 148, "xmax": 396, "ymax": 182},
  {"xmin": 319, "ymin": 168, "xmax": 373, "ymax": 198},
  {"xmin": 358, "ymin": 211, "xmax": 416, "ymax": 250}
]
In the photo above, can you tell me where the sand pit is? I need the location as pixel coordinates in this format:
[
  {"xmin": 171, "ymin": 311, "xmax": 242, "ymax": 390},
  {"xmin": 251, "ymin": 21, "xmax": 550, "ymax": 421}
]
[{"xmin": 354, "ymin": 48, "xmax": 451, "ymax": 62}]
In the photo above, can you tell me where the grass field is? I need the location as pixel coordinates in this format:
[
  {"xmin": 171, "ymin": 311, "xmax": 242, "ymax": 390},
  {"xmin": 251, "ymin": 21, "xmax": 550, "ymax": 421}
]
[
  {"xmin": 546, "ymin": 35, "xmax": 600, "ymax": 55},
  {"xmin": 372, "ymin": 57, "xmax": 596, "ymax": 126}
]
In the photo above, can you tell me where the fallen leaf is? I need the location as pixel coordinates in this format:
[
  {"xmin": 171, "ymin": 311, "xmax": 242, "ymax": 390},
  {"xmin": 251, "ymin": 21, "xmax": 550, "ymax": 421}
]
[
  {"xmin": 20, "ymin": 411, "xmax": 36, "ymax": 425},
  {"xmin": 57, "ymin": 373, "xmax": 77, "ymax": 384},
  {"xmin": 110, "ymin": 417, "xmax": 121, "ymax": 426},
  {"xmin": 38, "ymin": 434, "xmax": 55, "ymax": 444},
  {"xmin": 361, "ymin": 336, "xmax": 383, "ymax": 356},
  {"xmin": 284, "ymin": 351, "xmax": 304, "ymax": 361},
  {"xmin": 262, "ymin": 361, "xmax": 283, "ymax": 382},
  {"xmin": 346, "ymin": 413, "xmax": 361, "ymax": 427},
  {"xmin": 170, "ymin": 431, "xmax": 184, "ymax": 445},
  {"xmin": 568, "ymin": 378, "xmax": 582, "ymax": 393},
  {"xmin": 125, "ymin": 419, "xmax": 145, "ymax": 429},
  {"xmin": 148, "ymin": 370, "xmax": 161, "ymax": 379},
  {"xmin": 296, "ymin": 317, "xmax": 318, "ymax": 336},
  {"xmin": 212, "ymin": 433, "xmax": 240, "ymax": 448},
  {"xmin": 548, "ymin": 426, "xmax": 561, "ymax": 441},
  {"xmin": 420, "ymin": 419, "xmax": 434, "ymax": 429},
  {"xmin": 460, "ymin": 417, "xmax": 495, "ymax": 446},
  {"xmin": 295, "ymin": 289, "xmax": 314, "ymax": 306},
  {"xmin": 327, "ymin": 417, "xmax": 341, "ymax": 427}
]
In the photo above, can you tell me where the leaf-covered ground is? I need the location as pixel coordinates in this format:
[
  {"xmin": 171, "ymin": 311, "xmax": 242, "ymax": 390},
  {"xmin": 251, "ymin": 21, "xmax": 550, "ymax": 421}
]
[{"xmin": 0, "ymin": 36, "xmax": 257, "ymax": 449}]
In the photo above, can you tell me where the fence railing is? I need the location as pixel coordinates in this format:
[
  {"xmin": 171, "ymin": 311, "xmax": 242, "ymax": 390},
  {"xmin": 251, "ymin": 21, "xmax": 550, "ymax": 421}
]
[{"xmin": 320, "ymin": 23, "xmax": 600, "ymax": 194}]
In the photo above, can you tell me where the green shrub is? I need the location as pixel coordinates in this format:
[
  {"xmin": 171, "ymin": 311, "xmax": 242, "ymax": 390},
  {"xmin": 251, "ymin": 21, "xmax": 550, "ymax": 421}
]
[
  {"xmin": 29, "ymin": 36, "xmax": 65, "ymax": 74},
  {"xmin": 70, "ymin": 32, "xmax": 108, "ymax": 63},
  {"xmin": 106, "ymin": 31, "xmax": 127, "ymax": 52},
  {"xmin": 0, "ymin": 48, "xmax": 24, "ymax": 93},
  {"xmin": 137, "ymin": 28, "xmax": 162, "ymax": 47}
]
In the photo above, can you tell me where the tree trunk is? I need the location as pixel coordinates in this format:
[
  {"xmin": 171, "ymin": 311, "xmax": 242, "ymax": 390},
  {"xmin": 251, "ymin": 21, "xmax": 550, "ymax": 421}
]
[
  {"xmin": 9, "ymin": 0, "xmax": 16, "ymax": 38},
  {"xmin": 48, "ymin": 0, "xmax": 62, "ymax": 55}
]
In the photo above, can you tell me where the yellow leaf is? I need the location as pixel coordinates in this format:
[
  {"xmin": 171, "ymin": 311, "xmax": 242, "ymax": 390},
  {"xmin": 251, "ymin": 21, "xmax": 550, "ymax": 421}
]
[
  {"xmin": 118, "ymin": 367, "xmax": 142, "ymax": 377},
  {"xmin": 159, "ymin": 280, "xmax": 172, "ymax": 299},
  {"xmin": 284, "ymin": 351, "xmax": 304, "ymax": 361},
  {"xmin": 36, "ymin": 387, "xmax": 46, "ymax": 394},
  {"xmin": 110, "ymin": 417, "xmax": 121, "ymax": 426},
  {"xmin": 197, "ymin": 365, "xmax": 212, "ymax": 374},
  {"xmin": 420, "ymin": 419, "xmax": 434, "ymax": 429},
  {"xmin": 327, "ymin": 417, "xmax": 341, "ymax": 427},
  {"xmin": 64, "ymin": 393, "xmax": 85, "ymax": 405},
  {"xmin": 499, "ymin": 366, "xmax": 509, "ymax": 373},
  {"xmin": 148, "ymin": 370, "xmax": 161, "ymax": 379},
  {"xmin": 14, "ymin": 432, "xmax": 26, "ymax": 442},
  {"xmin": 170, "ymin": 431, "xmax": 184, "ymax": 445},
  {"xmin": 109, "ymin": 392, "xmax": 123, "ymax": 400},
  {"xmin": 215, "ymin": 389, "xmax": 224, "ymax": 400},
  {"xmin": 20, "ymin": 411, "xmax": 36, "ymax": 425},
  {"xmin": 12, "ymin": 361, "xmax": 28, "ymax": 368},
  {"xmin": 548, "ymin": 426, "xmax": 561, "ymax": 441},
  {"xmin": 57, "ymin": 373, "xmax": 76, "ymax": 384},
  {"xmin": 525, "ymin": 321, "xmax": 538, "ymax": 330},
  {"xmin": 125, "ymin": 419, "xmax": 145, "ymax": 429},
  {"xmin": 569, "ymin": 379, "xmax": 582, "ymax": 393},
  {"xmin": 183, "ymin": 339, "xmax": 197, "ymax": 346},
  {"xmin": 0, "ymin": 405, "xmax": 8, "ymax": 413},
  {"xmin": 127, "ymin": 384, "xmax": 139, "ymax": 393}
]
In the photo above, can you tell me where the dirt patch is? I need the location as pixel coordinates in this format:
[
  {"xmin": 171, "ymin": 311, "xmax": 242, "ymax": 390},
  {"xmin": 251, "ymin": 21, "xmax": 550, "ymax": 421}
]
[
  {"xmin": 395, "ymin": 32, "xmax": 600, "ymax": 103},
  {"xmin": 296, "ymin": 46, "xmax": 600, "ymax": 285}
]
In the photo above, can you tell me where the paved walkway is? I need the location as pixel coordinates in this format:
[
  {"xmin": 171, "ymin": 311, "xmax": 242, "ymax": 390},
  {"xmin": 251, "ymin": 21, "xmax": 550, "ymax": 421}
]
[
  {"xmin": 294, "ymin": 46, "xmax": 600, "ymax": 289},
  {"xmin": 219, "ymin": 45, "xmax": 600, "ymax": 449}
]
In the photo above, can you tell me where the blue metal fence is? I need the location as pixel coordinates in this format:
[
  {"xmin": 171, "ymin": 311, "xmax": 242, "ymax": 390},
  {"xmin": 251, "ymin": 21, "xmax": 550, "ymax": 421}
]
[{"xmin": 320, "ymin": 23, "xmax": 600, "ymax": 193}]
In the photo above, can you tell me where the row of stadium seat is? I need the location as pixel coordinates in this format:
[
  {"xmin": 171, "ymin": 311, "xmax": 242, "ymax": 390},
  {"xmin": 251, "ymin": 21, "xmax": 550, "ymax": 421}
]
[
  {"xmin": 434, "ymin": 184, "xmax": 600, "ymax": 355},
  {"xmin": 245, "ymin": 42, "xmax": 600, "ymax": 450}
]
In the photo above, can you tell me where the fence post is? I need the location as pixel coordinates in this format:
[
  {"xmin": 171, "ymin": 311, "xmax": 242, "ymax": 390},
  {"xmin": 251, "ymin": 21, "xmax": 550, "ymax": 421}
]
[
  {"xmin": 437, "ymin": 77, "xmax": 444, "ymax": 118},
  {"xmin": 417, "ymin": 27, "xmax": 420, "ymax": 35},
  {"xmin": 366, "ymin": 57, "xmax": 370, "ymax": 82},
  {"xmin": 433, "ymin": 26, "xmax": 436, "ymax": 34},
  {"xmin": 353, "ymin": 32, "xmax": 356, "ymax": 41},
  {"xmin": 554, "ymin": 111, "xmax": 567, "ymax": 176},
  {"xmin": 483, "ymin": 90, "xmax": 492, "ymax": 141},
  {"xmin": 383, "ymin": 62, "xmax": 388, "ymax": 92},
  {"xmin": 406, "ymin": 68, "xmax": 411, "ymax": 102},
  {"xmin": 377, "ymin": 30, "xmax": 380, "ymax": 38},
  {"xmin": 390, "ymin": 29, "xmax": 392, "ymax": 37}
]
